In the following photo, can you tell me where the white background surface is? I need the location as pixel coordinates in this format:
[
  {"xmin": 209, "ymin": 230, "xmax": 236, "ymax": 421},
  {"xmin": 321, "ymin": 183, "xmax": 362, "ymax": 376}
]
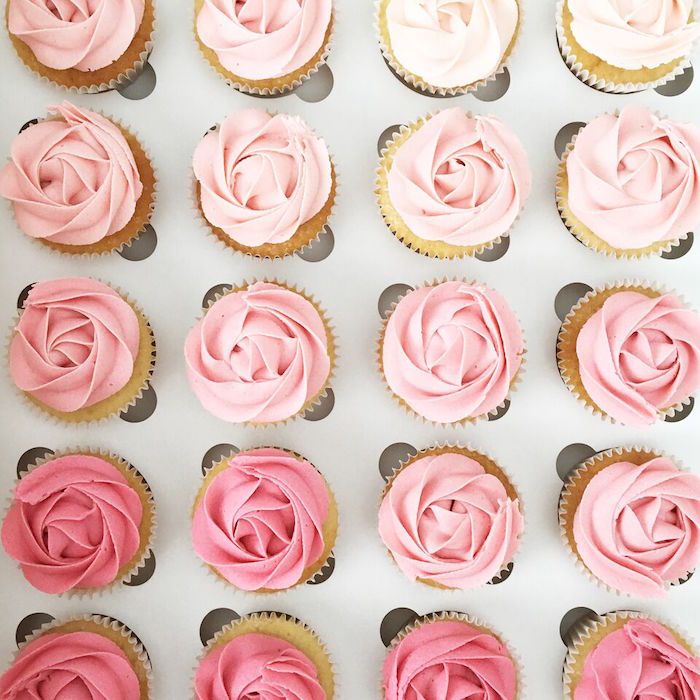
[{"xmin": 1, "ymin": 2, "xmax": 700, "ymax": 698}]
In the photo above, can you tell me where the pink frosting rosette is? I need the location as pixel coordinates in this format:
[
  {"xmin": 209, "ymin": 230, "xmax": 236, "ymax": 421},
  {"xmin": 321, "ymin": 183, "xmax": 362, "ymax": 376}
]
[
  {"xmin": 381, "ymin": 281, "xmax": 524, "ymax": 423},
  {"xmin": 0, "ymin": 102, "xmax": 143, "ymax": 247},
  {"xmin": 192, "ymin": 448, "xmax": 331, "ymax": 591},
  {"xmin": 1, "ymin": 454, "xmax": 146, "ymax": 594},
  {"xmin": 379, "ymin": 450, "xmax": 523, "ymax": 589},
  {"xmin": 185, "ymin": 281, "xmax": 333, "ymax": 424}
]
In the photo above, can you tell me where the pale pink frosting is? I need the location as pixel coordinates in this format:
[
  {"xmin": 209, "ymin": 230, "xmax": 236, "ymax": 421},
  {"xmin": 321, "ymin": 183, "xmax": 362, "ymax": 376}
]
[
  {"xmin": 575, "ymin": 618, "xmax": 700, "ymax": 699},
  {"xmin": 0, "ymin": 630, "xmax": 141, "ymax": 699},
  {"xmin": 2, "ymin": 454, "xmax": 144, "ymax": 594},
  {"xmin": 0, "ymin": 102, "xmax": 143, "ymax": 246},
  {"xmin": 568, "ymin": 0, "xmax": 700, "ymax": 70},
  {"xmin": 193, "ymin": 109, "xmax": 331, "ymax": 247},
  {"xmin": 8, "ymin": 0, "xmax": 145, "ymax": 71},
  {"xmin": 382, "ymin": 281, "xmax": 524, "ymax": 423},
  {"xmin": 573, "ymin": 456, "xmax": 700, "ymax": 598},
  {"xmin": 383, "ymin": 620, "xmax": 516, "ymax": 700},
  {"xmin": 9, "ymin": 278, "xmax": 141, "ymax": 413},
  {"xmin": 192, "ymin": 448, "xmax": 329, "ymax": 591},
  {"xmin": 195, "ymin": 632, "xmax": 325, "ymax": 700},
  {"xmin": 388, "ymin": 109, "xmax": 531, "ymax": 246},
  {"xmin": 185, "ymin": 282, "xmax": 331, "ymax": 423},
  {"xmin": 196, "ymin": 0, "xmax": 332, "ymax": 80},
  {"xmin": 576, "ymin": 291, "xmax": 700, "ymax": 426},
  {"xmin": 379, "ymin": 451, "xmax": 522, "ymax": 588},
  {"xmin": 566, "ymin": 107, "xmax": 700, "ymax": 250}
]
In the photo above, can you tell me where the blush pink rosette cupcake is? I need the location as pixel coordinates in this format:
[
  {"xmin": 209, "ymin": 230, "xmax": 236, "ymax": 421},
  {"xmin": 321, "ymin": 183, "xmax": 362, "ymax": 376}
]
[
  {"xmin": 379, "ymin": 445, "xmax": 523, "ymax": 589},
  {"xmin": 379, "ymin": 280, "xmax": 525, "ymax": 424},
  {"xmin": 185, "ymin": 281, "xmax": 335, "ymax": 424},
  {"xmin": 557, "ymin": 282, "xmax": 700, "ymax": 426},
  {"xmin": 557, "ymin": 106, "xmax": 700, "ymax": 258},
  {"xmin": 193, "ymin": 109, "xmax": 336, "ymax": 259}
]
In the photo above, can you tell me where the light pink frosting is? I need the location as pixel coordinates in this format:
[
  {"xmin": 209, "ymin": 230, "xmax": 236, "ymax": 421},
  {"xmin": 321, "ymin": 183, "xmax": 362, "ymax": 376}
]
[
  {"xmin": 193, "ymin": 109, "xmax": 331, "ymax": 247},
  {"xmin": 388, "ymin": 109, "xmax": 531, "ymax": 246},
  {"xmin": 576, "ymin": 290, "xmax": 700, "ymax": 426},
  {"xmin": 0, "ymin": 102, "xmax": 143, "ymax": 246},
  {"xmin": 8, "ymin": 0, "xmax": 145, "ymax": 71},
  {"xmin": 386, "ymin": 0, "xmax": 519, "ymax": 88},
  {"xmin": 2, "ymin": 454, "xmax": 144, "ymax": 594},
  {"xmin": 383, "ymin": 620, "xmax": 517, "ymax": 700},
  {"xmin": 192, "ymin": 448, "xmax": 329, "ymax": 591},
  {"xmin": 379, "ymin": 451, "xmax": 522, "ymax": 588},
  {"xmin": 9, "ymin": 277, "xmax": 141, "ymax": 413},
  {"xmin": 0, "ymin": 630, "xmax": 140, "ymax": 699},
  {"xmin": 382, "ymin": 281, "xmax": 524, "ymax": 423},
  {"xmin": 195, "ymin": 632, "xmax": 325, "ymax": 700},
  {"xmin": 566, "ymin": 106, "xmax": 700, "ymax": 250},
  {"xmin": 185, "ymin": 282, "xmax": 331, "ymax": 423},
  {"xmin": 573, "ymin": 456, "xmax": 700, "ymax": 598},
  {"xmin": 575, "ymin": 618, "xmax": 700, "ymax": 699},
  {"xmin": 196, "ymin": 0, "xmax": 332, "ymax": 80}
]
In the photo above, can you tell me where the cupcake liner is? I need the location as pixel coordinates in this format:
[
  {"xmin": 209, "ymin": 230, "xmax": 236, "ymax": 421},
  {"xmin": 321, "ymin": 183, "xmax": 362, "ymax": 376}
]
[
  {"xmin": 192, "ymin": 446, "xmax": 339, "ymax": 596},
  {"xmin": 555, "ymin": 0, "xmax": 695, "ymax": 94},
  {"xmin": 556, "ymin": 280, "xmax": 693, "ymax": 424},
  {"xmin": 379, "ymin": 443, "xmax": 524, "ymax": 591},
  {"xmin": 6, "ymin": 0, "xmax": 156, "ymax": 94},
  {"xmin": 376, "ymin": 278, "xmax": 526, "ymax": 427},
  {"xmin": 375, "ymin": 0, "xmax": 522, "ymax": 97},
  {"xmin": 193, "ymin": 0, "xmax": 335, "ymax": 96}
]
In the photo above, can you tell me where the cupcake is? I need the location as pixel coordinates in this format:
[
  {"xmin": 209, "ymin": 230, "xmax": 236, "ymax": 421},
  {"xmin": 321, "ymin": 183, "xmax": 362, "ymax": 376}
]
[
  {"xmin": 379, "ymin": 445, "xmax": 523, "ymax": 589},
  {"xmin": 563, "ymin": 611, "xmax": 700, "ymax": 699},
  {"xmin": 193, "ymin": 109, "xmax": 336, "ymax": 259},
  {"xmin": 194, "ymin": 0, "xmax": 334, "ymax": 95},
  {"xmin": 6, "ymin": 0, "xmax": 155, "ymax": 92},
  {"xmin": 0, "ymin": 102, "xmax": 156, "ymax": 256},
  {"xmin": 185, "ymin": 281, "xmax": 335, "ymax": 424},
  {"xmin": 9, "ymin": 277, "xmax": 156, "ymax": 423},
  {"xmin": 556, "ymin": 0, "xmax": 700, "ymax": 93},
  {"xmin": 557, "ymin": 282, "xmax": 700, "ymax": 426},
  {"xmin": 195, "ymin": 612, "xmax": 334, "ymax": 699},
  {"xmin": 0, "ymin": 615, "xmax": 151, "ymax": 698},
  {"xmin": 377, "ymin": 109, "xmax": 531, "ymax": 258},
  {"xmin": 556, "ymin": 106, "xmax": 700, "ymax": 258},
  {"xmin": 379, "ymin": 280, "xmax": 524, "ymax": 424},
  {"xmin": 1, "ymin": 450, "xmax": 156, "ymax": 595},
  {"xmin": 192, "ymin": 447, "xmax": 338, "ymax": 593},
  {"xmin": 383, "ymin": 612, "xmax": 520, "ymax": 699},
  {"xmin": 376, "ymin": 0, "xmax": 521, "ymax": 96}
]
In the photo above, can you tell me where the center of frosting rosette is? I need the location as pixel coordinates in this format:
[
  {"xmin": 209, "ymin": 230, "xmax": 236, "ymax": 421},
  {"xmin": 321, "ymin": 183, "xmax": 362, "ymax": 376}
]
[
  {"xmin": 193, "ymin": 109, "xmax": 331, "ymax": 247},
  {"xmin": 192, "ymin": 448, "xmax": 329, "ymax": 590},
  {"xmin": 383, "ymin": 619, "xmax": 517, "ymax": 700}
]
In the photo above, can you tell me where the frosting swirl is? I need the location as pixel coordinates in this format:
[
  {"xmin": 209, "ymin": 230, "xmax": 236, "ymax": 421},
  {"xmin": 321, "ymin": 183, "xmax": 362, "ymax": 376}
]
[
  {"xmin": 382, "ymin": 281, "xmax": 523, "ymax": 423},
  {"xmin": 185, "ymin": 282, "xmax": 331, "ymax": 423},
  {"xmin": 193, "ymin": 109, "xmax": 332, "ymax": 247},
  {"xmin": 196, "ymin": 0, "xmax": 332, "ymax": 80},
  {"xmin": 387, "ymin": 109, "xmax": 531, "ymax": 247},
  {"xmin": 0, "ymin": 102, "xmax": 143, "ymax": 246},
  {"xmin": 9, "ymin": 278, "xmax": 141, "ymax": 413},
  {"xmin": 2, "ymin": 454, "xmax": 144, "ymax": 594},
  {"xmin": 385, "ymin": 0, "xmax": 519, "ymax": 88},
  {"xmin": 576, "ymin": 291, "xmax": 700, "ymax": 426},
  {"xmin": 195, "ymin": 633, "xmax": 325, "ymax": 700},
  {"xmin": 566, "ymin": 106, "xmax": 700, "ymax": 250},
  {"xmin": 8, "ymin": 0, "xmax": 145, "ymax": 71},
  {"xmin": 575, "ymin": 618, "xmax": 700, "ymax": 699},
  {"xmin": 0, "ymin": 630, "xmax": 141, "ymax": 699},
  {"xmin": 192, "ymin": 448, "xmax": 330, "ymax": 591},
  {"xmin": 379, "ymin": 451, "xmax": 522, "ymax": 588},
  {"xmin": 568, "ymin": 0, "xmax": 700, "ymax": 70},
  {"xmin": 383, "ymin": 619, "xmax": 517, "ymax": 700}
]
